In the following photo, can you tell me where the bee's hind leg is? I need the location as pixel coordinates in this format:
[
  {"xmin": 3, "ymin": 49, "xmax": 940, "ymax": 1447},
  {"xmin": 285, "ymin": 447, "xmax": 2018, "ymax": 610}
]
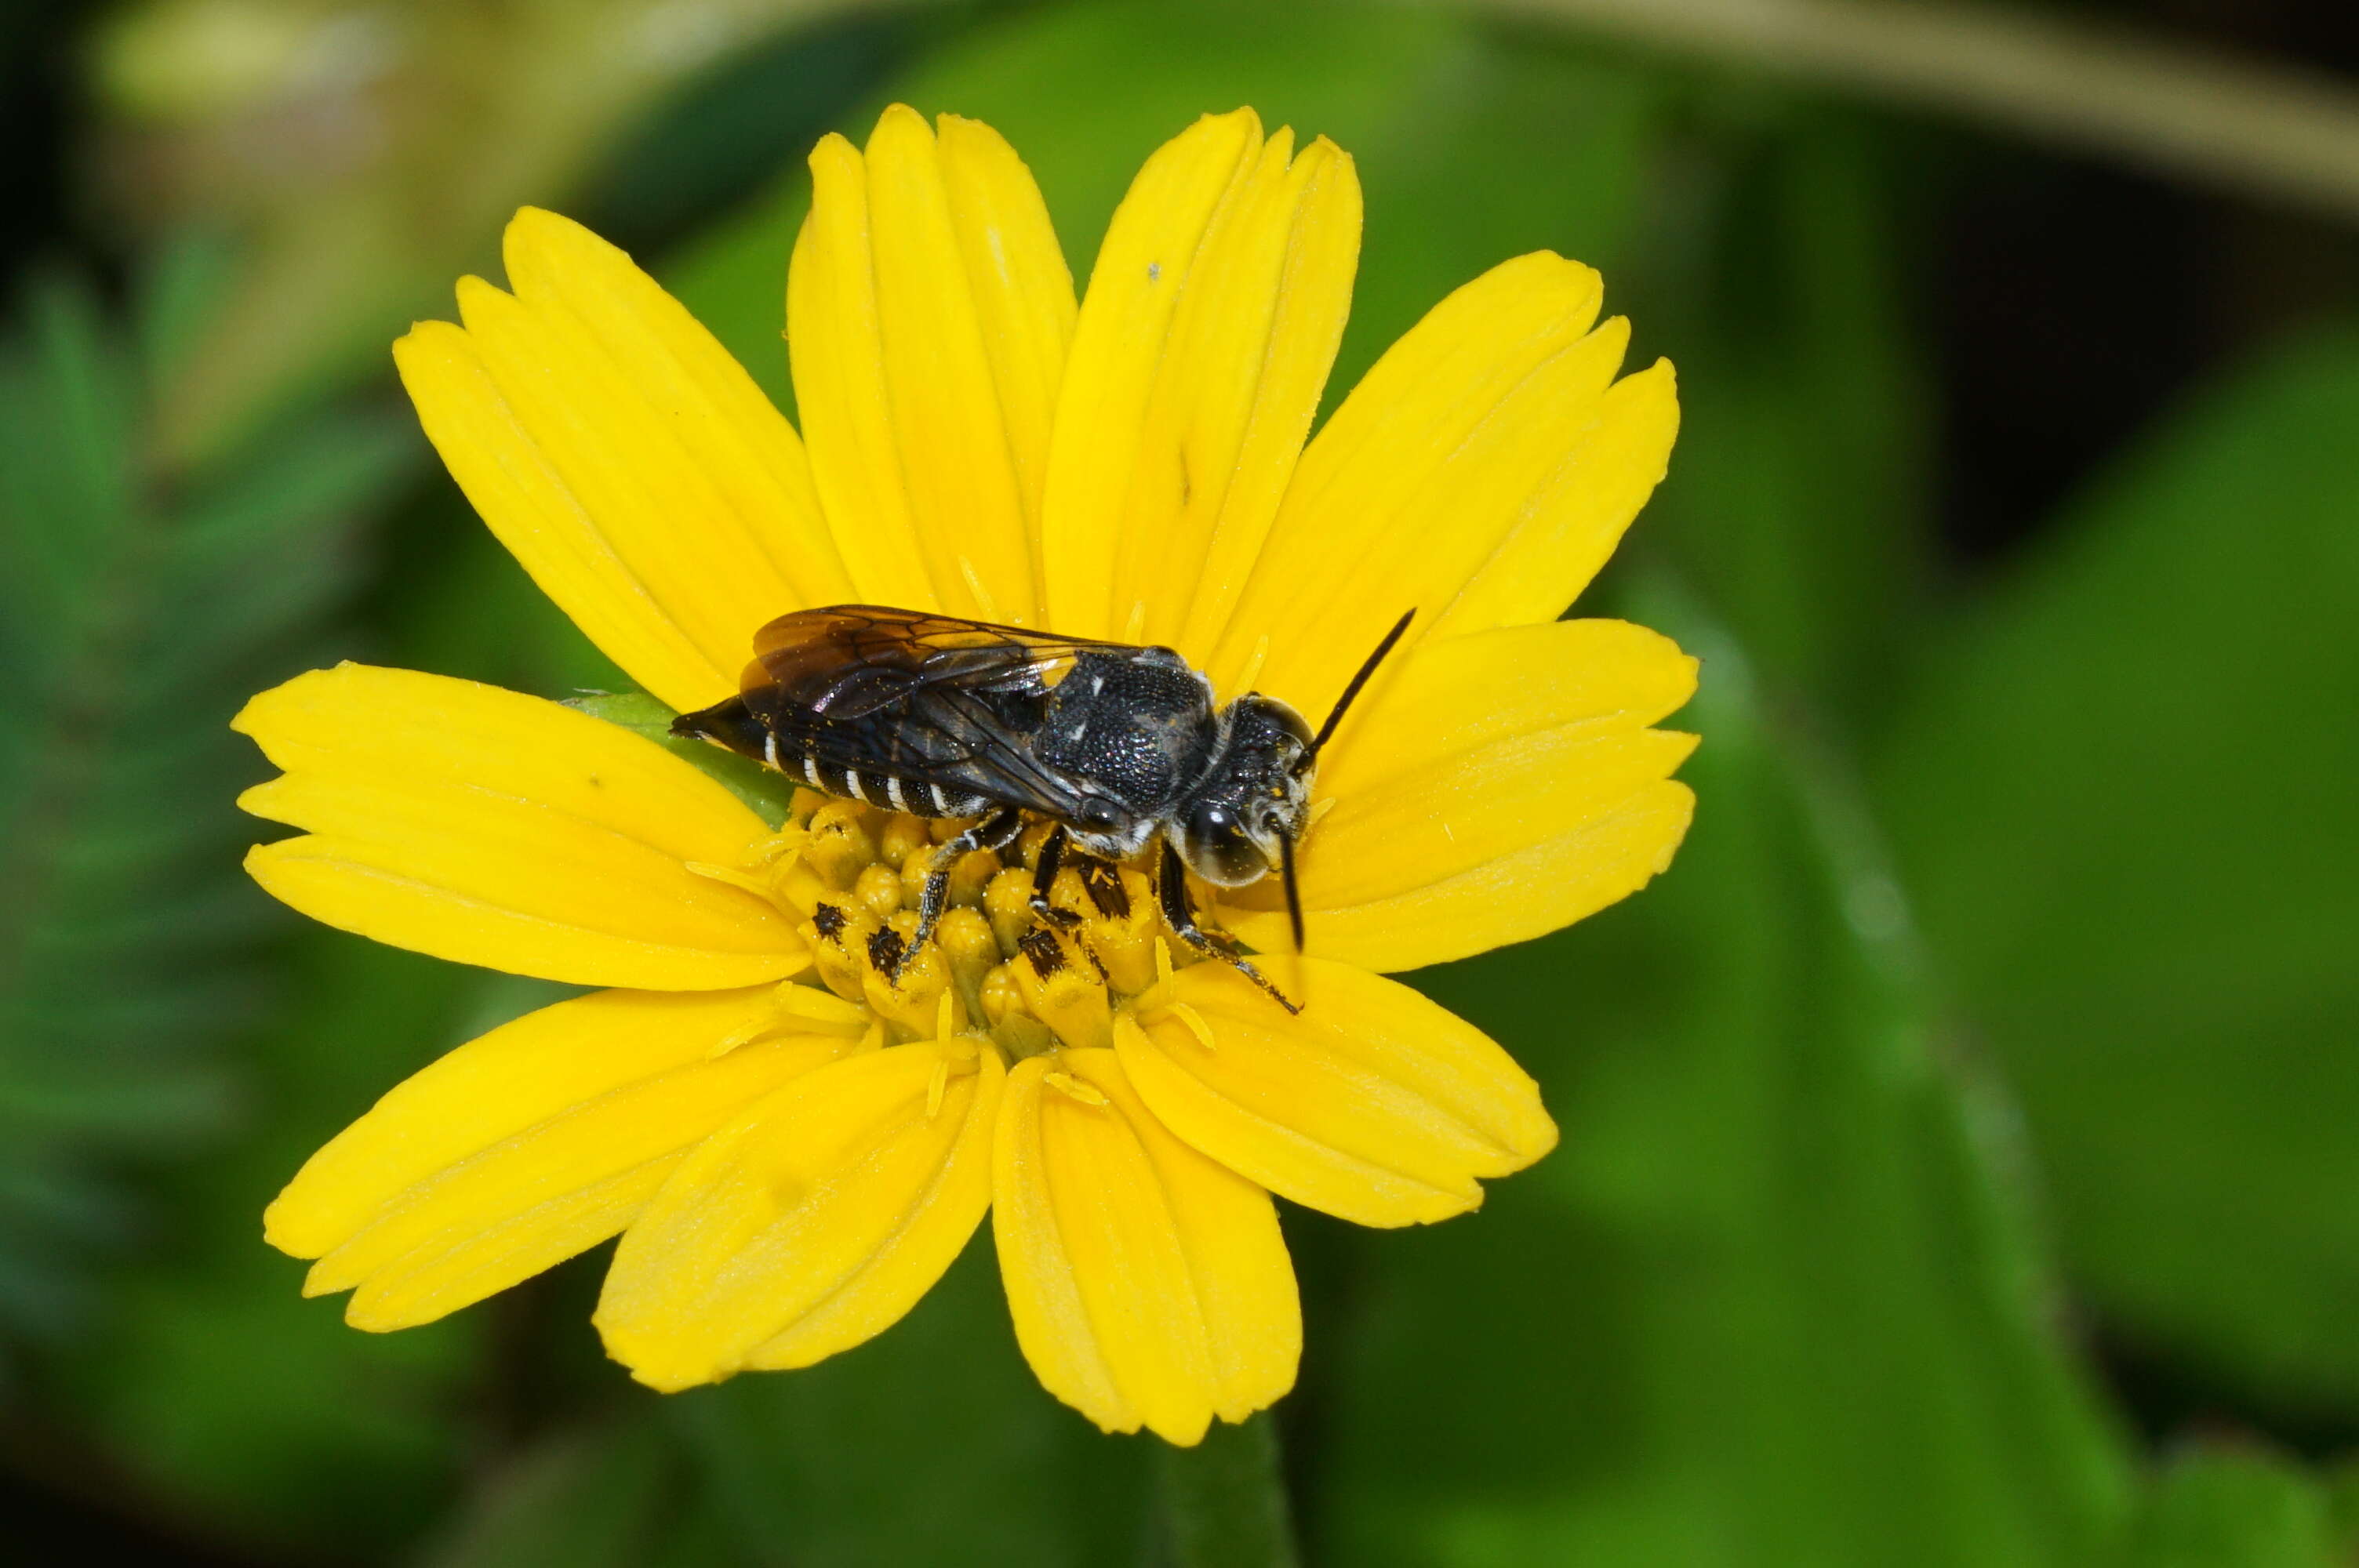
[
  {"xmin": 1155, "ymin": 841, "xmax": 1299, "ymax": 1014},
  {"xmin": 897, "ymin": 807, "xmax": 1024, "ymax": 981}
]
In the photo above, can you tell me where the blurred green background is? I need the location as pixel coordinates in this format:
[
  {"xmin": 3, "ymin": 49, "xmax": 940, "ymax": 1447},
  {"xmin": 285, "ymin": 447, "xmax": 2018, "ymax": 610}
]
[{"xmin": 5, "ymin": 0, "xmax": 2359, "ymax": 1563}]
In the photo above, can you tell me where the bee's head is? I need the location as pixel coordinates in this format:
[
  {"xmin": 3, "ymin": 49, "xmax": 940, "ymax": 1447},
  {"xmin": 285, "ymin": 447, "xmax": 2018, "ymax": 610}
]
[{"xmin": 1175, "ymin": 695, "xmax": 1314, "ymax": 887}]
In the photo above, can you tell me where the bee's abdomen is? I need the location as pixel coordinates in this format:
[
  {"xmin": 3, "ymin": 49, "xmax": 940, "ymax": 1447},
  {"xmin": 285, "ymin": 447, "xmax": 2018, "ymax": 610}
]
[
  {"xmin": 674, "ymin": 693, "xmax": 996, "ymax": 819},
  {"xmin": 740, "ymin": 728, "xmax": 983, "ymax": 819},
  {"xmin": 799, "ymin": 748, "xmax": 983, "ymax": 817}
]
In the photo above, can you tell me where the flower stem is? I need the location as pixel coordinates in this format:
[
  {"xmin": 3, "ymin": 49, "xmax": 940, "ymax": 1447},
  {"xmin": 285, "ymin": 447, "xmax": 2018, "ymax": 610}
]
[
  {"xmin": 1467, "ymin": 0, "xmax": 2359, "ymax": 227},
  {"xmin": 1158, "ymin": 1414, "xmax": 1299, "ymax": 1568}
]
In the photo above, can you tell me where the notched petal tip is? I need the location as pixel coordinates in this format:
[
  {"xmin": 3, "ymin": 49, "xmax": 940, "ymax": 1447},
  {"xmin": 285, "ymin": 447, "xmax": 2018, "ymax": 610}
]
[
  {"xmin": 1118, "ymin": 960, "xmax": 1556, "ymax": 1230},
  {"xmin": 228, "ymin": 664, "xmax": 800, "ymax": 989},
  {"xmin": 993, "ymin": 1050, "xmax": 1299, "ymax": 1445},
  {"xmin": 594, "ymin": 1040, "xmax": 1003, "ymax": 1392}
]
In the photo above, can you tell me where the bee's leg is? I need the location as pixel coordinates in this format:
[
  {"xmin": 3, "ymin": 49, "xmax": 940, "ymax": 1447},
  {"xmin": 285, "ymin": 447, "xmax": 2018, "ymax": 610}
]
[
  {"xmin": 898, "ymin": 808, "xmax": 1025, "ymax": 979},
  {"xmin": 1155, "ymin": 841, "xmax": 1299, "ymax": 1014},
  {"xmin": 1027, "ymin": 824, "xmax": 1082, "ymax": 931}
]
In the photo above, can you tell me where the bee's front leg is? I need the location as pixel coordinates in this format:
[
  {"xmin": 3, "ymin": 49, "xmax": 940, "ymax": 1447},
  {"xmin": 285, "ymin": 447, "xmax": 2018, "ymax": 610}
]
[
  {"xmin": 1027, "ymin": 823, "xmax": 1083, "ymax": 931},
  {"xmin": 1155, "ymin": 840, "xmax": 1299, "ymax": 1014},
  {"xmin": 899, "ymin": 807, "xmax": 1024, "ymax": 980}
]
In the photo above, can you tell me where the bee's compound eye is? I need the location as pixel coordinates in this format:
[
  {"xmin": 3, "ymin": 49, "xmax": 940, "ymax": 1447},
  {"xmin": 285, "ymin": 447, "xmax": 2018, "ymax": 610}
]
[{"xmin": 1178, "ymin": 798, "xmax": 1266, "ymax": 887}]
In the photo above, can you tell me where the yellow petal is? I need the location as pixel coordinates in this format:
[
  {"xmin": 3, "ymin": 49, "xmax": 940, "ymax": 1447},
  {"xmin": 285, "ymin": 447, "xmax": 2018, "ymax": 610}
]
[
  {"xmin": 594, "ymin": 1038, "xmax": 1003, "ymax": 1391},
  {"xmin": 1117, "ymin": 960, "xmax": 1557, "ymax": 1228},
  {"xmin": 1041, "ymin": 111, "xmax": 1360, "ymax": 652},
  {"xmin": 1313, "ymin": 619, "xmax": 1699, "ymax": 800},
  {"xmin": 267, "ymin": 988, "xmax": 845, "ymax": 1329},
  {"xmin": 236, "ymin": 663, "xmax": 799, "ymax": 988},
  {"xmin": 1234, "ymin": 781, "xmax": 1697, "ymax": 975},
  {"xmin": 1293, "ymin": 726, "xmax": 1696, "ymax": 910},
  {"xmin": 937, "ymin": 113, "xmax": 1079, "ymax": 564},
  {"xmin": 1040, "ymin": 110, "xmax": 1257, "ymax": 639},
  {"xmin": 395, "ymin": 208, "xmax": 846, "ymax": 712},
  {"xmin": 787, "ymin": 107, "xmax": 1074, "ymax": 622},
  {"xmin": 1230, "ymin": 723, "xmax": 1696, "ymax": 972},
  {"xmin": 1215, "ymin": 619, "xmax": 1700, "ymax": 971},
  {"xmin": 993, "ymin": 1050, "xmax": 1298, "ymax": 1444},
  {"xmin": 268, "ymin": 987, "xmax": 779, "ymax": 1256},
  {"xmin": 1213, "ymin": 252, "xmax": 1677, "ymax": 723}
]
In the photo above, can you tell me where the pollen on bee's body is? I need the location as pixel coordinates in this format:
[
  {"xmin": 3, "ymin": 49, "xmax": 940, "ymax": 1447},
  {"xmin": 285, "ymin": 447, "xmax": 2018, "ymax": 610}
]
[{"xmin": 1076, "ymin": 859, "xmax": 1129, "ymax": 919}]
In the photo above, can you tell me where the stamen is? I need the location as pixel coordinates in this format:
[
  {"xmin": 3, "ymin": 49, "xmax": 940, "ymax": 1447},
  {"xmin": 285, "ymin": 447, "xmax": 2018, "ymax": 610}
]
[
  {"xmin": 1307, "ymin": 796, "xmax": 1339, "ymax": 831},
  {"xmin": 1232, "ymin": 632, "xmax": 1270, "ymax": 699},
  {"xmin": 1167, "ymin": 1000, "xmax": 1218, "ymax": 1053},
  {"xmin": 878, "ymin": 815, "xmax": 930, "ymax": 869},
  {"xmin": 1012, "ymin": 924, "xmax": 1114, "ymax": 1051},
  {"xmin": 769, "ymin": 855, "xmax": 828, "ymax": 916},
  {"xmin": 803, "ymin": 800, "xmax": 878, "ymax": 888},
  {"xmin": 926, "ymin": 1058, "xmax": 949, "ymax": 1120},
  {"xmin": 706, "ymin": 1018, "xmax": 782, "ymax": 1058},
  {"xmin": 983, "ymin": 866, "xmax": 1034, "ymax": 958},
  {"xmin": 981, "ymin": 962, "xmax": 1057, "ymax": 1060},
  {"xmin": 935, "ymin": 906, "xmax": 999, "ymax": 1021},
  {"xmin": 769, "ymin": 981, "xmax": 871, "ymax": 1036},
  {"xmin": 1013, "ymin": 821, "xmax": 1056, "ymax": 869},
  {"xmin": 743, "ymin": 827, "xmax": 809, "ymax": 866},
  {"xmin": 806, "ymin": 899, "xmax": 881, "ymax": 1002},
  {"xmin": 862, "ymin": 913, "xmax": 959, "ymax": 1040},
  {"xmin": 1120, "ymin": 599, "xmax": 1147, "ymax": 643},
  {"xmin": 1053, "ymin": 861, "xmax": 1158, "ymax": 994},
  {"xmin": 1044, "ymin": 1071, "xmax": 1107, "ymax": 1108},
  {"xmin": 958, "ymin": 557, "xmax": 1002, "ymax": 622},
  {"xmin": 684, "ymin": 862, "xmax": 772, "ymax": 900},
  {"xmin": 853, "ymin": 862, "xmax": 904, "ymax": 923}
]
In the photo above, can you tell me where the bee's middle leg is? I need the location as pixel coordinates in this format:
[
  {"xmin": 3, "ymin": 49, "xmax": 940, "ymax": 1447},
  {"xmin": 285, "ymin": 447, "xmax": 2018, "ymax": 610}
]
[
  {"xmin": 900, "ymin": 807, "xmax": 1025, "ymax": 978},
  {"xmin": 1155, "ymin": 841, "xmax": 1299, "ymax": 1014}
]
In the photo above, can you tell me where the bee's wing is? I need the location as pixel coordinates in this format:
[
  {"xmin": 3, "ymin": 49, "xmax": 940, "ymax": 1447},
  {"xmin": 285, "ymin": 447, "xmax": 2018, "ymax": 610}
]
[
  {"xmin": 737, "ymin": 605, "xmax": 1136, "ymax": 819},
  {"xmin": 745, "ymin": 604, "xmax": 1131, "ymax": 718}
]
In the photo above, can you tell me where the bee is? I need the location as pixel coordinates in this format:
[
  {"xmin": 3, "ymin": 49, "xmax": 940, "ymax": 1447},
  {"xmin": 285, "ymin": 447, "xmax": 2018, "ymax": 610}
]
[{"xmin": 672, "ymin": 604, "xmax": 1413, "ymax": 1011}]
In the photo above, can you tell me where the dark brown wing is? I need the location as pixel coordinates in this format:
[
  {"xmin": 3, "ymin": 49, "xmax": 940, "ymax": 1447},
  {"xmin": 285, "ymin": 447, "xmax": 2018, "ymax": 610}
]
[
  {"xmin": 720, "ymin": 604, "xmax": 1147, "ymax": 820},
  {"xmin": 744, "ymin": 604, "xmax": 1135, "ymax": 719}
]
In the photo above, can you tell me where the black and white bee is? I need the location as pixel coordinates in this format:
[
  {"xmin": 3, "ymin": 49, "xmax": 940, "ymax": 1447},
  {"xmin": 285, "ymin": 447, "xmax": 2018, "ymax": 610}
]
[{"xmin": 672, "ymin": 604, "xmax": 1412, "ymax": 1010}]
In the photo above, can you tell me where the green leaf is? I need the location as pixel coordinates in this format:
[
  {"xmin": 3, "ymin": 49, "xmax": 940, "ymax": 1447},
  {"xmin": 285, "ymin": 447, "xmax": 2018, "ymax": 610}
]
[
  {"xmin": 1627, "ymin": 102, "xmax": 1932, "ymax": 726},
  {"xmin": 57, "ymin": 935, "xmax": 508, "ymax": 1559},
  {"xmin": 2123, "ymin": 1446, "xmax": 2339, "ymax": 1568},
  {"xmin": 417, "ymin": 1421, "xmax": 728, "ymax": 1568},
  {"xmin": 671, "ymin": 1235, "xmax": 1154, "ymax": 1568},
  {"xmin": 0, "ymin": 270, "xmax": 412, "ymax": 1359},
  {"xmin": 1316, "ymin": 579, "xmax": 2132, "ymax": 1567},
  {"xmin": 1872, "ymin": 328, "xmax": 2359, "ymax": 1414}
]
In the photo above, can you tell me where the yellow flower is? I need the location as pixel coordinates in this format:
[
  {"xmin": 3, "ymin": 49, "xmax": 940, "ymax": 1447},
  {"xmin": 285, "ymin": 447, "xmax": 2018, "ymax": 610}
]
[{"xmin": 236, "ymin": 106, "xmax": 1696, "ymax": 1445}]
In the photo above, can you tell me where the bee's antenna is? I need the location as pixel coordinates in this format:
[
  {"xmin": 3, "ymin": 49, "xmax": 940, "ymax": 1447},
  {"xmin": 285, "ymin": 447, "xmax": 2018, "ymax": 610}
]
[
  {"xmin": 1278, "ymin": 831, "xmax": 1306, "ymax": 953},
  {"xmin": 1298, "ymin": 608, "xmax": 1414, "ymax": 771}
]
